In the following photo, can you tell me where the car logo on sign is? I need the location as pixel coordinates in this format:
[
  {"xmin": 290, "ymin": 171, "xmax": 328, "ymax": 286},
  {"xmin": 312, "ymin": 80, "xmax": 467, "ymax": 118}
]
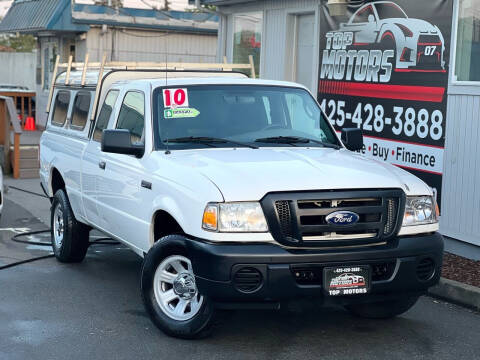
[{"xmin": 326, "ymin": 211, "xmax": 359, "ymax": 226}]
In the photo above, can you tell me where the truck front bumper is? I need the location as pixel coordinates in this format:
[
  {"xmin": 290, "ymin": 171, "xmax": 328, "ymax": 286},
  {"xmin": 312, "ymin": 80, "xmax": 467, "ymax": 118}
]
[{"xmin": 185, "ymin": 232, "xmax": 444, "ymax": 305}]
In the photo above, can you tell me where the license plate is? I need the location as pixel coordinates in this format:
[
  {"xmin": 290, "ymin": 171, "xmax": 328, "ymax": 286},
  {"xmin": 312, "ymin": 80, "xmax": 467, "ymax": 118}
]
[{"xmin": 324, "ymin": 266, "xmax": 371, "ymax": 296}]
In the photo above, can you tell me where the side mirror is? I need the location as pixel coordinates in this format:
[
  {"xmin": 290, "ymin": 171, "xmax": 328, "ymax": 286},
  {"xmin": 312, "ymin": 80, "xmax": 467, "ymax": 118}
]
[
  {"xmin": 341, "ymin": 128, "xmax": 363, "ymax": 151},
  {"xmin": 368, "ymin": 14, "xmax": 375, "ymax": 23},
  {"xmin": 101, "ymin": 129, "xmax": 144, "ymax": 158}
]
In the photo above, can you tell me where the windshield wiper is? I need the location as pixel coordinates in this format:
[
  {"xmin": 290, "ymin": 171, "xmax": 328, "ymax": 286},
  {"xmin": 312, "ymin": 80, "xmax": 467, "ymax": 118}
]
[
  {"xmin": 164, "ymin": 136, "xmax": 258, "ymax": 149},
  {"xmin": 254, "ymin": 136, "xmax": 341, "ymax": 149}
]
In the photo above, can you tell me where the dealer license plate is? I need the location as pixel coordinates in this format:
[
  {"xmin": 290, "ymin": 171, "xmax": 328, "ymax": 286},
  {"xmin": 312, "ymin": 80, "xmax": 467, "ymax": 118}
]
[{"xmin": 324, "ymin": 266, "xmax": 371, "ymax": 296}]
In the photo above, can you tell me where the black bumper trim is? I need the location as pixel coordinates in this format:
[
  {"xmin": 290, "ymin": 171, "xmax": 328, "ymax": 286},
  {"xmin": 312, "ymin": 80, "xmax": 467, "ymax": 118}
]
[{"xmin": 183, "ymin": 232, "xmax": 443, "ymax": 303}]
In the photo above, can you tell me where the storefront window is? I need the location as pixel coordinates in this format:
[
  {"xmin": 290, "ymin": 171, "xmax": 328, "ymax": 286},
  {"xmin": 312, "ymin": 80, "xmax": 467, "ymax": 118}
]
[
  {"xmin": 455, "ymin": 0, "xmax": 480, "ymax": 82},
  {"xmin": 233, "ymin": 12, "xmax": 262, "ymax": 77}
]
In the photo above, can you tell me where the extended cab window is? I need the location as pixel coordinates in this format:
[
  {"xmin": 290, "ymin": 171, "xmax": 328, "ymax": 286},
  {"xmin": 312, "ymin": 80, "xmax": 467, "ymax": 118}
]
[
  {"xmin": 51, "ymin": 91, "xmax": 70, "ymax": 127},
  {"xmin": 116, "ymin": 91, "xmax": 145, "ymax": 144},
  {"xmin": 93, "ymin": 90, "xmax": 119, "ymax": 142},
  {"xmin": 71, "ymin": 92, "xmax": 91, "ymax": 130}
]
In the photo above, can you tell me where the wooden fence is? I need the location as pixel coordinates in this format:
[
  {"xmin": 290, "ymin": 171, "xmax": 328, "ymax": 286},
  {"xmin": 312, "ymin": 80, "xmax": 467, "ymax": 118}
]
[{"xmin": 0, "ymin": 96, "xmax": 22, "ymax": 178}]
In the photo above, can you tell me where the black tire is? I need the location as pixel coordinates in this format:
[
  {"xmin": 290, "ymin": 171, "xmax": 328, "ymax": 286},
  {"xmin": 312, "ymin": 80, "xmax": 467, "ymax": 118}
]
[
  {"xmin": 345, "ymin": 296, "xmax": 419, "ymax": 319},
  {"xmin": 141, "ymin": 235, "xmax": 214, "ymax": 339},
  {"xmin": 50, "ymin": 189, "xmax": 90, "ymax": 263}
]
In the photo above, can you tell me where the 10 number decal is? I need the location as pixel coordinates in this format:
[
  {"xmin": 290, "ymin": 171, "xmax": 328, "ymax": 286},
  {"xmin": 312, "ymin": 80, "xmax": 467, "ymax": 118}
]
[{"xmin": 163, "ymin": 88, "xmax": 189, "ymax": 108}]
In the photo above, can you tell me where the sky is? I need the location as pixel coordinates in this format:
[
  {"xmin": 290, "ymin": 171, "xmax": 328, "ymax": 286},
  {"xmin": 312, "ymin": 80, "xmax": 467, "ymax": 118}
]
[{"xmin": 0, "ymin": 0, "xmax": 194, "ymax": 18}]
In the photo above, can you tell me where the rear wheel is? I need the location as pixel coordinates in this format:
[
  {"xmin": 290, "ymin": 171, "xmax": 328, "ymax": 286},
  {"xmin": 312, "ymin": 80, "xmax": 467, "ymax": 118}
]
[
  {"xmin": 345, "ymin": 296, "xmax": 419, "ymax": 319},
  {"xmin": 141, "ymin": 235, "xmax": 214, "ymax": 339},
  {"xmin": 51, "ymin": 189, "xmax": 90, "ymax": 263}
]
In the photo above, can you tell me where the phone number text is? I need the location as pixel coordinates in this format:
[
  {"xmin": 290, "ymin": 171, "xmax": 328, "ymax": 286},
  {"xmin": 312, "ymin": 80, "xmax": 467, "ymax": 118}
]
[{"xmin": 320, "ymin": 99, "xmax": 443, "ymax": 142}]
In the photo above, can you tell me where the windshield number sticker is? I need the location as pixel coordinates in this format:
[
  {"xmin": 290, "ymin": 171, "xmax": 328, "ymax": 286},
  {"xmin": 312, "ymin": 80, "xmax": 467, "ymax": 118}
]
[{"xmin": 163, "ymin": 88, "xmax": 189, "ymax": 108}]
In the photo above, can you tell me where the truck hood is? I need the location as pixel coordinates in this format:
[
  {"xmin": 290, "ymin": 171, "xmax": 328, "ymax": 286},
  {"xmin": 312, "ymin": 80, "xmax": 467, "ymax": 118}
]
[{"xmin": 165, "ymin": 148, "xmax": 431, "ymax": 201}]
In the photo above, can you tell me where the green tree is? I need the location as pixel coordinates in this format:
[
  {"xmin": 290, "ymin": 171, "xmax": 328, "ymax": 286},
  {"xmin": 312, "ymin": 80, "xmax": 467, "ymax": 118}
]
[{"xmin": 0, "ymin": 34, "xmax": 36, "ymax": 52}]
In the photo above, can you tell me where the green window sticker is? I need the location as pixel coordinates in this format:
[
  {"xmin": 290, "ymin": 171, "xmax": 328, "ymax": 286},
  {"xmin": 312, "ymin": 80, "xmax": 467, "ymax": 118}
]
[{"xmin": 164, "ymin": 108, "xmax": 200, "ymax": 119}]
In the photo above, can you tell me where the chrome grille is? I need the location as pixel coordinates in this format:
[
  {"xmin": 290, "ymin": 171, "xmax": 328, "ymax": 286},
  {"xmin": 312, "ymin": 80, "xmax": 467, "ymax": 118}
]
[
  {"xmin": 384, "ymin": 198, "xmax": 397, "ymax": 235},
  {"xmin": 262, "ymin": 190, "xmax": 405, "ymax": 248}
]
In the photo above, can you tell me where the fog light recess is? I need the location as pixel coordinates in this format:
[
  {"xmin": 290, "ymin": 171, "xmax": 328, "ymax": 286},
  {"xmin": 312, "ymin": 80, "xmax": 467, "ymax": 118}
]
[
  {"xmin": 416, "ymin": 258, "xmax": 435, "ymax": 281},
  {"xmin": 233, "ymin": 267, "xmax": 263, "ymax": 293}
]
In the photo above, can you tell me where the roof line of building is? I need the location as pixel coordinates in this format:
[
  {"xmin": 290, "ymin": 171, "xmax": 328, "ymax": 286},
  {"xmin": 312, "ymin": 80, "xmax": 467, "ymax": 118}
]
[{"xmin": 0, "ymin": 0, "xmax": 219, "ymax": 34}]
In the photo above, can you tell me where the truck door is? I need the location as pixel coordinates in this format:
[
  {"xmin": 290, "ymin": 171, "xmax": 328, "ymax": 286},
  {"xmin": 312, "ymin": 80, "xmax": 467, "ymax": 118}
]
[
  {"xmin": 81, "ymin": 89, "xmax": 120, "ymax": 227},
  {"xmin": 95, "ymin": 89, "xmax": 152, "ymax": 251}
]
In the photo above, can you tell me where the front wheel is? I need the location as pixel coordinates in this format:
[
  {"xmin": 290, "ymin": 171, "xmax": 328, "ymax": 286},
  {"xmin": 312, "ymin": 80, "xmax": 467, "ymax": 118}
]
[
  {"xmin": 345, "ymin": 296, "xmax": 419, "ymax": 319},
  {"xmin": 141, "ymin": 235, "xmax": 214, "ymax": 339}
]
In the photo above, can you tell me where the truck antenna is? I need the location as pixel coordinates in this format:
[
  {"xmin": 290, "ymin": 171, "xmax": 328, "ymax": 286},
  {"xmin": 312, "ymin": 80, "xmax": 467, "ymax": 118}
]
[
  {"xmin": 164, "ymin": 32, "xmax": 171, "ymax": 155},
  {"xmin": 165, "ymin": 31, "xmax": 168, "ymax": 87}
]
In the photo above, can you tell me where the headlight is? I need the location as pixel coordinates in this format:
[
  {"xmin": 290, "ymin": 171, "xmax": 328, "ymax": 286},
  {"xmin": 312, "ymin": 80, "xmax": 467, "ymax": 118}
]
[
  {"xmin": 402, "ymin": 196, "xmax": 438, "ymax": 226},
  {"xmin": 202, "ymin": 202, "xmax": 268, "ymax": 232}
]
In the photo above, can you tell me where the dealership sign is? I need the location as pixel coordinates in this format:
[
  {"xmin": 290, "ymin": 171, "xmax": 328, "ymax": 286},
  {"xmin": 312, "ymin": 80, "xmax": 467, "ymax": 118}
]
[{"xmin": 318, "ymin": 0, "xmax": 453, "ymax": 205}]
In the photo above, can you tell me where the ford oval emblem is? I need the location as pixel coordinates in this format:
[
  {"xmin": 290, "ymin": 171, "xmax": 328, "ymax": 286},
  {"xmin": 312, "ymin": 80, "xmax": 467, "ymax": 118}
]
[{"xmin": 326, "ymin": 211, "xmax": 359, "ymax": 226}]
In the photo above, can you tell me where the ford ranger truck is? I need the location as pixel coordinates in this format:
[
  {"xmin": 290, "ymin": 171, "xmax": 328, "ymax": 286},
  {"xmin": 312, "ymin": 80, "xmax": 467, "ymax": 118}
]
[{"xmin": 40, "ymin": 70, "xmax": 443, "ymax": 339}]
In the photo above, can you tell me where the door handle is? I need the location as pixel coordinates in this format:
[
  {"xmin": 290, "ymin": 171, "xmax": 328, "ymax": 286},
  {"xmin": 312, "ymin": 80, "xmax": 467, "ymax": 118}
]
[
  {"xmin": 141, "ymin": 180, "xmax": 152, "ymax": 190},
  {"xmin": 98, "ymin": 161, "xmax": 106, "ymax": 170}
]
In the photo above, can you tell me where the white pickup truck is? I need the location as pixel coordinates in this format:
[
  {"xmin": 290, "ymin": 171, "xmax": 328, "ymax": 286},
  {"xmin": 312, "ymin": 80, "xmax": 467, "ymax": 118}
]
[{"xmin": 40, "ymin": 68, "xmax": 443, "ymax": 339}]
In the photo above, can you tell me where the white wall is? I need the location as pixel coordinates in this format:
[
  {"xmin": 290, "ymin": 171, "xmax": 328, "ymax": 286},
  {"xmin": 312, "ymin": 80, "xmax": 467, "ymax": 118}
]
[
  {"xmin": 84, "ymin": 27, "xmax": 218, "ymax": 63},
  {"xmin": 0, "ymin": 51, "xmax": 36, "ymax": 90},
  {"xmin": 440, "ymin": 0, "xmax": 480, "ymax": 246},
  {"xmin": 440, "ymin": 93, "xmax": 480, "ymax": 246}
]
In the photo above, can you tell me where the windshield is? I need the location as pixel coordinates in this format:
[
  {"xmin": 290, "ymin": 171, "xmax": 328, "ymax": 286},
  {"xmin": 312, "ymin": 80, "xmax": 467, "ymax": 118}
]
[
  {"xmin": 375, "ymin": 3, "xmax": 407, "ymax": 19},
  {"xmin": 154, "ymin": 85, "xmax": 339, "ymax": 150}
]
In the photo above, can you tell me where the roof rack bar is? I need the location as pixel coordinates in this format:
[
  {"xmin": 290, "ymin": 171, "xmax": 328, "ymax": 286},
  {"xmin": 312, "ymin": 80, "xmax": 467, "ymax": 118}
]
[
  {"xmin": 46, "ymin": 55, "xmax": 60, "ymax": 113},
  {"xmin": 48, "ymin": 52, "xmax": 257, "ymax": 114},
  {"xmin": 90, "ymin": 53, "xmax": 107, "ymax": 121},
  {"xmin": 103, "ymin": 62, "xmax": 253, "ymax": 70},
  {"xmin": 58, "ymin": 62, "xmax": 103, "ymax": 68},
  {"xmin": 222, "ymin": 56, "xmax": 232, "ymax": 72},
  {"xmin": 54, "ymin": 59, "xmax": 255, "ymax": 73},
  {"xmin": 81, "ymin": 53, "xmax": 89, "ymax": 86},
  {"xmin": 248, "ymin": 55, "xmax": 256, "ymax": 79},
  {"xmin": 65, "ymin": 55, "xmax": 73, "ymax": 85},
  {"xmin": 56, "ymin": 61, "xmax": 252, "ymax": 71}
]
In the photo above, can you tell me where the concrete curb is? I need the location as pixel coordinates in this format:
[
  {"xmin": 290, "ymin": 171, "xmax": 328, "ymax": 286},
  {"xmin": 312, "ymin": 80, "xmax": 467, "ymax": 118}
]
[{"xmin": 428, "ymin": 278, "xmax": 480, "ymax": 311}]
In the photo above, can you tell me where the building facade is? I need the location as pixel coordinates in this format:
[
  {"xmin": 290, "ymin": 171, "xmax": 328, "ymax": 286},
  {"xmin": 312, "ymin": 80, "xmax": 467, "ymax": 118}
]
[
  {"xmin": 0, "ymin": 0, "xmax": 218, "ymax": 126},
  {"xmin": 207, "ymin": 0, "xmax": 480, "ymax": 247}
]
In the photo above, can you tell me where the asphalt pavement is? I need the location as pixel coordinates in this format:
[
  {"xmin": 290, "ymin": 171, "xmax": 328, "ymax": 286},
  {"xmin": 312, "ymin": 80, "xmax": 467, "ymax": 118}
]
[{"xmin": 1, "ymin": 188, "xmax": 480, "ymax": 360}]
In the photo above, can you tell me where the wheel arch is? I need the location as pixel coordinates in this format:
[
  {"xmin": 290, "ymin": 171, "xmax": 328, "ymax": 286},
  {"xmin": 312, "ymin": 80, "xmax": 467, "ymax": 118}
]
[
  {"xmin": 150, "ymin": 209, "xmax": 187, "ymax": 247},
  {"xmin": 377, "ymin": 24, "xmax": 404, "ymax": 45},
  {"xmin": 50, "ymin": 167, "xmax": 66, "ymax": 197},
  {"xmin": 377, "ymin": 24, "xmax": 406, "ymax": 67}
]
